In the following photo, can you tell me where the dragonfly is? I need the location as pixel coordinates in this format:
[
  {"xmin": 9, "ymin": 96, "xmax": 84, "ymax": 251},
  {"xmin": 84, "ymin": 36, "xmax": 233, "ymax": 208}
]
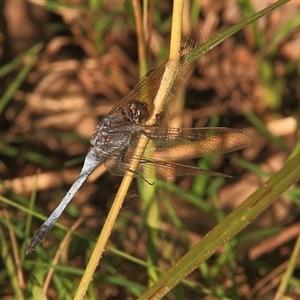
[{"xmin": 26, "ymin": 57, "xmax": 252, "ymax": 254}]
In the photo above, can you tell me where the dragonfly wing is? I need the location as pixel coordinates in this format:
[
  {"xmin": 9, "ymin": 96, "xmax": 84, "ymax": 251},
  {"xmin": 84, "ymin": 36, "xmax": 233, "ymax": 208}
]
[
  {"xmin": 139, "ymin": 127, "xmax": 252, "ymax": 160},
  {"xmin": 138, "ymin": 159, "xmax": 230, "ymax": 178},
  {"xmin": 108, "ymin": 63, "xmax": 166, "ymax": 118},
  {"xmin": 104, "ymin": 156, "xmax": 131, "ymax": 177},
  {"xmin": 105, "ymin": 155, "xmax": 229, "ymax": 178},
  {"xmin": 108, "ymin": 59, "xmax": 193, "ymax": 121},
  {"xmin": 103, "ymin": 126, "xmax": 252, "ymax": 178}
]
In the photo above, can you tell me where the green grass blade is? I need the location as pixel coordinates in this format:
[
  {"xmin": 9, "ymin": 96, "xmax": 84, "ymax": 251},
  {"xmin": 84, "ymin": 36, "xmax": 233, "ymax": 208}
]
[
  {"xmin": 184, "ymin": 0, "xmax": 290, "ymax": 63},
  {"xmin": 0, "ymin": 222, "xmax": 25, "ymax": 300},
  {"xmin": 0, "ymin": 43, "xmax": 43, "ymax": 78},
  {"xmin": 139, "ymin": 151, "xmax": 300, "ymax": 299},
  {"xmin": 274, "ymin": 233, "xmax": 300, "ymax": 298},
  {"xmin": 0, "ymin": 43, "xmax": 43, "ymax": 114}
]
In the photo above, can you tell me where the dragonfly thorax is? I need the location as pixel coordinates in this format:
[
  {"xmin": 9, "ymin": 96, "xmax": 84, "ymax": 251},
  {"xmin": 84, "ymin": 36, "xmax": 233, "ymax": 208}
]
[{"xmin": 90, "ymin": 113, "xmax": 133, "ymax": 158}]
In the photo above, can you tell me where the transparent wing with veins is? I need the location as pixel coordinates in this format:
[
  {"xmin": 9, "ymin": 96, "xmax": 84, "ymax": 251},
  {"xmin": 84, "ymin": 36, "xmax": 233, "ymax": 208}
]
[
  {"xmin": 109, "ymin": 59, "xmax": 192, "ymax": 120},
  {"xmin": 105, "ymin": 126, "xmax": 252, "ymax": 178}
]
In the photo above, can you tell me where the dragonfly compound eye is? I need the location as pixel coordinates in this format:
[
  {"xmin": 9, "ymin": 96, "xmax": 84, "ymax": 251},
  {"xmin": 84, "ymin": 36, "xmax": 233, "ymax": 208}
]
[{"xmin": 126, "ymin": 99, "xmax": 149, "ymax": 124}]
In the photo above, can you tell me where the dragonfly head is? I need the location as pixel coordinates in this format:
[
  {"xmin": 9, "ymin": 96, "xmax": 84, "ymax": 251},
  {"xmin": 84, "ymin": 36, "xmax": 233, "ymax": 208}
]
[{"xmin": 125, "ymin": 99, "xmax": 149, "ymax": 124}]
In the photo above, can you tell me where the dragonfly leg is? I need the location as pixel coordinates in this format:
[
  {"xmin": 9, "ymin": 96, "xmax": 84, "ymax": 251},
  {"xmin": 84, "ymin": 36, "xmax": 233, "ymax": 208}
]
[{"xmin": 155, "ymin": 111, "xmax": 164, "ymax": 125}]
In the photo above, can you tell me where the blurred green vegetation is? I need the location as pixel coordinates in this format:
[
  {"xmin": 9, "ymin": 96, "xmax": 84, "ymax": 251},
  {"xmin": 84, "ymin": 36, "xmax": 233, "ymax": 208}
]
[{"xmin": 0, "ymin": 1, "xmax": 299, "ymax": 299}]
